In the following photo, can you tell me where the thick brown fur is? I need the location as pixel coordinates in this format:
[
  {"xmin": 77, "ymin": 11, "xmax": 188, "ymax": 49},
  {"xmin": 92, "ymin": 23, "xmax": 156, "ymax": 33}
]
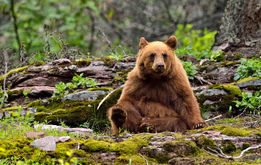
[{"xmin": 108, "ymin": 36, "xmax": 206, "ymax": 135}]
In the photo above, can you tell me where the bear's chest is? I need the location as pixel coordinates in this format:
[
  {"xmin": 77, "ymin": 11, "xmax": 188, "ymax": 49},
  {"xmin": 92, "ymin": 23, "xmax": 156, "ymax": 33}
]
[{"xmin": 134, "ymin": 80, "xmax": 178, "ymax": 106}]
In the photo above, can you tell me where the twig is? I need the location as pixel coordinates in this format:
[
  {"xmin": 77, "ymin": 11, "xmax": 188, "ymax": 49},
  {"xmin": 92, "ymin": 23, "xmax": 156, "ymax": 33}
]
[
  {"xmin": 205, "ymin": 145, "xmax": 261, "ymax": 160},
  {"xmin": 97, "ymin": 85, "xmax": 124, "ymax": 110},
  {"xmin": 1, "ymin": 49, "xmax": 9, "ymax": 108},
  {"xmin": 10, "ymin": 0, "xmax": 21, "ymax": 54},
  {"xmin": 194, "ymin": 75, "xmax": 213, "ymax": 85},
  {"xmin": 205, "ymin": 114, "xmax": 222, "ymax": 122},
  {"xmin": 87, "ymin": 7, "xmax": 95, "ymax": 54},
  {"xmin": 139, "ymin": 153, "xmax": 149, "ymax": 165},
  {"xmin": 235, "ymin": 106, "xmax": 248, "ymax": 118}
]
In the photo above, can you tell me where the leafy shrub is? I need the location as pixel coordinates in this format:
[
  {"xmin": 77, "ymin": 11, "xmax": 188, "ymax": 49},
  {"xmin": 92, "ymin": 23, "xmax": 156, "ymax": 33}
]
[
  {"xmin": 174, "ymin": 24, "xmax": 222, "ymax": 60},
  {"xmin": 234, "ymin": 92, "xmax": 261, "ymax": 114},
  {"xmin": 0, "ymin": 0, "xmax": 99, "ymax": 54},
  {"xmin": 52, "ymin": 73, "xmax": 98, "ymax": 97},
  {"xmin": 234, "ymin": 58, "xmax": 261, "ymax": 80},
  {"xmin": 182, "ymin": 61, "xmax": 197, "ymax": 80}
]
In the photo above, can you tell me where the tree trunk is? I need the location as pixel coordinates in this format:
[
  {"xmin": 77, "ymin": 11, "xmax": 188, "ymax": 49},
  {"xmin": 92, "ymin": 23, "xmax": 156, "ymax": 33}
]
[{"xmin": 214, "ymin": 0, "xmax": 261, "ymax": 53}]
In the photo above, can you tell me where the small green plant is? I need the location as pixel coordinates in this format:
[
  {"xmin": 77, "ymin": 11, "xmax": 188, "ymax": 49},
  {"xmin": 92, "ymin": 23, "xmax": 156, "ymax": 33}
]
[
  {"xmin": 234, "ymin": 91, "xmax": 261, "ymax": 114},
  {"xmin": 174, "ymin": 24, "xmax": 222, "ymax": 60},
  {"xmin": 52, "ymin": 73, "xmax": 98, "ymax": 97},
  {"xmin": 182, "ymin": 61, "xmax": 198, "ymax": 80},
  {"xmin": 0, "ymin": 106, "xmax": 35, "ymax": 139},
  {"xmin": 72, "ymin": 73, "xmax": 98, "ymax": 88},
  {"xmin": 234, "ymin": 58, "xmax": 261, "ymax": 80}
]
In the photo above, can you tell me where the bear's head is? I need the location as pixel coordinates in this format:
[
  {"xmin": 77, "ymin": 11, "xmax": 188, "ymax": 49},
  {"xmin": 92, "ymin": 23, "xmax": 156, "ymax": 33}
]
[{"xmin": 136, "ymin": 36, "xmax": 177, "ymax": 79}]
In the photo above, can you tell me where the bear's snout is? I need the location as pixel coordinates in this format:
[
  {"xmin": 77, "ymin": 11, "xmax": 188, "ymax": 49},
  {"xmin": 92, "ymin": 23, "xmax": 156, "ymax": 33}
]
[{"xmin": 154, "ymin": 62, "xmax": 165, "ymax": 72}]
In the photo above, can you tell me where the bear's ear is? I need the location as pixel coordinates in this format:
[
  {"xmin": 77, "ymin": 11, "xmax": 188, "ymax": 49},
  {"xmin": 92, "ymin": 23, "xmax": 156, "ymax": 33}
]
[
  {"xmin": 139, "ymin": 37, "xmax": 149, "ymax": 49},
  {"xmin": 164, "ymin": 36, "xmax": 177, "ymax": 50}
]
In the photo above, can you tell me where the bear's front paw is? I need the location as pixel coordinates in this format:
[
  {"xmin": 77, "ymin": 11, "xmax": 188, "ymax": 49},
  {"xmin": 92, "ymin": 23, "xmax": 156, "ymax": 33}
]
[
  {"xmin": 193, "ymin": 122, "xmax": 208, "ymax": 129},
  {"xmin": 111, "ymin": 108, "xmax": 126, "ymax": 128},
  {"xmin": 139, "ymin": 119, "xmax": 155, "ymax": 133}
]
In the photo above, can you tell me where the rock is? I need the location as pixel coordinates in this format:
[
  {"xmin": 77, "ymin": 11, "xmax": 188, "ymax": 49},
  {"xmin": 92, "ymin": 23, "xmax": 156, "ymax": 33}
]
[
  {"xmin": 51, "ymin": 59, "xmax": 71, "ymax": 65},
  {"xmin": 100, "ymin": 152, "xmax": 118, "ymax": 162},
  {"xmin": 235, "ymin": 79, "xmax": 261, "ymax": 88},
  {"xmin": 243, "ymin": 155, "xmax": 261, "ymax": 161},
  {"xmin": 113, "ymin": 62, "xmax": 135, "ymax": 71},
  {"xmin": 62, "ymin": 90, "xmax": 107, "ymax": 101},
  {"xmin": 9, "ymin": 86, "xmax": 56, "ymax": 98},
  {"xmin": 17, "ymin": 77, "xmax": 64, "ymax": 87},
  {"xmin": 163, "ymin": 141, "xmax": 200, "ymax": 157},
  {"xmin": 30, "ymin": 136, "xmax": 56, "ymax": 151},
  {"xmin": 60, "ymin": 127, "xmax": 93, "ymax": 136},
  {"xmin": 25, "ymin": 132, "xmax": 45, "ymax": 138},
  {"xmin": 54, "ymin": 136, "xmax": 71, "ymax": 143},
  {"xmin": 168, "ymin": 158, "xmax": 195, "ymax": 165},
  {"xmin": 196, "ymin": 89, "xmax": 228, "ymax": 97},
  {"xmin": 140, "ymin": 146, "xmax": 171, "ymax": 162},
  {"xmin": 203, "ymin": 131, "xmax": 221, "ymax": 136}
]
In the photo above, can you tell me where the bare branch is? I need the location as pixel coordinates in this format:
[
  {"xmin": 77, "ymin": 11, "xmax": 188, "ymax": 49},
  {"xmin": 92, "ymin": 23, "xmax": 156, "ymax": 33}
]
[
  {"xmin": 205, "ymin": 145, "xmax": 261, "ymax": 160},
  {"xmin": 97, "ymin": 85, "xmax": 124, "ymax": 111},
  {"xmin": 205, "ymin": 115, "xmax": 222, "ymax": 122}
]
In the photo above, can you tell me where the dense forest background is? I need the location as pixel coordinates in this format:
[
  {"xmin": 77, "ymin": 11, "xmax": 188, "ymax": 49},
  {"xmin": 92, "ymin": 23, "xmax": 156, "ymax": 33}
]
[{"xmin": 0, "ymin": 0, "xmax": 227, "ymax": 73}]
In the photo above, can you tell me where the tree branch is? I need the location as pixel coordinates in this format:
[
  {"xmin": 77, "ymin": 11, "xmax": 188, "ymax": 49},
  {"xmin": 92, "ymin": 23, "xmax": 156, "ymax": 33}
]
[{"xmin": 10, "ymin": 0, "xmax": 21, "ymax": 53}]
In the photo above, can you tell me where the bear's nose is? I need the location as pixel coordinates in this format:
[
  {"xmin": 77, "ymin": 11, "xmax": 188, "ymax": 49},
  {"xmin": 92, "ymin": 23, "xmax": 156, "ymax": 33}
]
[{"xmin": 156, "ymin": 63, "xmax": 165, "ymax": 70}]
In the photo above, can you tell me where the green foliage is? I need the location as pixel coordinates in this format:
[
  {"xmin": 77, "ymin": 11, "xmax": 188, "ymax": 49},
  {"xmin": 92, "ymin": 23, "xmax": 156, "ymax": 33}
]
[
  {"xmin": 234, "ymin": 91, "xmax": 261, "ymax": 114},
  {"xmin": 174, "ymin": 24, "xmax": 222, "ymax": 60},
  {"xmin": 0, "ymin": 106, "xmax": 35, "ymax": 139},
  {"xmin": 0, "ymin": 0, "xmax": 100, "ymax": 54},
  {"xmin": 52, "ymin": 73, "xmax": 98, "ymax": 97},
  {"xmin": 234, "ymin": 58, "xmax": 261, "ymax": 80},
  {"xmin": 181, "ymin": 61, "xmax": 197, "ymax": 80}
]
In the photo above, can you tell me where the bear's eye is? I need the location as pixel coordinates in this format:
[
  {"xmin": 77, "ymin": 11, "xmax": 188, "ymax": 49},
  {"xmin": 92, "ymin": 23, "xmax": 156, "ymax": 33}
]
[
  {"xmin": 150, "ymin": 53, "xmax": 155, "ymax": 61},
  {"xmin": 162, "ymin": 53, "xmax": 168, "ymax": 60}
]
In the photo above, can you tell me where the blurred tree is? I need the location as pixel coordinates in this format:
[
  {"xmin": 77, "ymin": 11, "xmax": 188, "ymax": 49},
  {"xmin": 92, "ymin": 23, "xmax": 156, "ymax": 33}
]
[{"xmin": 214, "ymin": 0, "xmax": 261, "ymax": 51}]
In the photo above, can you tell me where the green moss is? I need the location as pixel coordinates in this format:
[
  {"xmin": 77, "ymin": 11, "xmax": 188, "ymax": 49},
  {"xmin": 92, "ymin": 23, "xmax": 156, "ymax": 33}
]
[
  {"xmin": 27, "ymin": 100, "xmax": 41, "ymax": 108},
  {"xmin": 0, "ymin": 65, "xmax": 30, "ymax": 82},
  {"xmin": 210, "ymin": 83, "xmax": 242, "ymax": 97},
  {"xmin": 222, "ymin": 61, "xmax": 241, "ymax": 67},
  {"xmin": 113, "ymin": 138, "xmax": 148, "ymax": 154},
  {"xmin": 82, "ymin": 137, "xmax": 147, "ymax": 155},
  {"xmin": 194, "ymin": 135, "xmax": 217, "ymax": 149},
  {"xmin": 115, "ymin": 154, "xmax": 147, "ymax": 164},
  {"xmin": 206, "ymin": 125, "xmax": 252, "ymax": 136},
  {"xmin": 27, "ymin": 88, "xmax": 122, "ymax": 129},
  {"xmin": 222, "ymin": 126, "xmax": 252, "ymax": 136},
  {"xmin": 221, "ymin": 140, "xmax": 236, "ymax": 153},
  {"xmin": 87, "ymin": 87, "xmax": 113, "ymax": 91},
  {"xmin": 101, "ymin": 56, "xmax": 117, "ymax": 67},
  {"xmin": 73, "ymin": 59, "xmax": 91, "ymax": 67},
  {"xmin": 163, "ymin": 140, "xmax": 200, "ymax": 156},
  {"xmin": 234, "ymin": 77, "xmax": 260, "ymax": 84},
  {"xmin": 216, "ymin": 118, "xmax": 242, "ymax": 124},
  {"xmin": 0, "ymin": 106, "xmax": 19, "ymax": 112},
  {"xmin": 33, "ymin": 112, "xmax": 49, "ymax": 122},
  {"xmin": 112, "ymin": 76, "xmax": 125, "ymax": 83},
  {"xmin": 83, "ymin": 140, "xmax": 111, "ymax": 152}
]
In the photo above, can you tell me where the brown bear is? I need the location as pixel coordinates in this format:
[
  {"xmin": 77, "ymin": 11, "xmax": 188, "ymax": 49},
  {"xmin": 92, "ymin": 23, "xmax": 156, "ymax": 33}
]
[{"xmin": 108, "ymin": 36, "xmax": 206, "ymax": 135}]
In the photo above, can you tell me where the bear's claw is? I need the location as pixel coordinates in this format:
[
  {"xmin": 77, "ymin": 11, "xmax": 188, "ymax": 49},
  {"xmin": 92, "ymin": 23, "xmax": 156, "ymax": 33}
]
[{"xmin": 193, "ymin": 122, "xmax": 208, "ymax": 129}]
